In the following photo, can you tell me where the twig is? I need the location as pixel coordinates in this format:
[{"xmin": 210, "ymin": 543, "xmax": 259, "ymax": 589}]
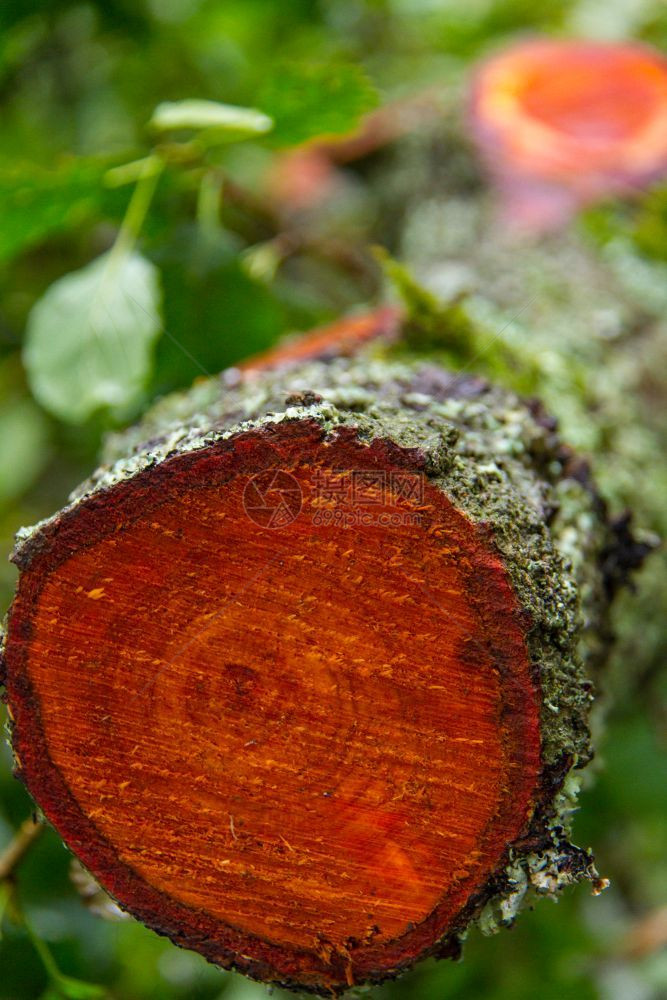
[{"xmin": 0, "ymin": 815, "xmax": 44, "ymax": 881}]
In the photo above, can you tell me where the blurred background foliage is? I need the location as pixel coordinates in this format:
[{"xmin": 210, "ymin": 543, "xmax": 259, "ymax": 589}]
[{"xmin": 1, "ymin": 1, "xmax": 667, "ymax": 998}]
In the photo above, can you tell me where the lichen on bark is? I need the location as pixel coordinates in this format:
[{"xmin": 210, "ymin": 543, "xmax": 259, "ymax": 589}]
[
  {"xmin": 2, "ymin": 337, "xmax": 629, "ymax": 965},
  {"xmin": 376, "ymin": 117, "xmax": 664, "ymax": 701},
  {"xmin": 2, "ymin": 126, "xmax": 658, "ymax": 967}
]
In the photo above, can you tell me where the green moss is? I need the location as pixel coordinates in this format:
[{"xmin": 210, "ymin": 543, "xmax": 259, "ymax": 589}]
[{"xmin": 374, "ymin": 248, "xmax": 481, "ymax": 364}]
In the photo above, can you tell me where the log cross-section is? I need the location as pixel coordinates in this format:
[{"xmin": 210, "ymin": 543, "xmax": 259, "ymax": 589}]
[{"xmin": 2, "ymin": 316, "xmax": 616, "ymax": 994}]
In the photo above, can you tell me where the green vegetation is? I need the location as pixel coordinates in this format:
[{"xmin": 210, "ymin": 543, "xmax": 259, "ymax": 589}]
[{"xmin": 1, "ymin": 2, "xmax": 666, "ymax": 998}]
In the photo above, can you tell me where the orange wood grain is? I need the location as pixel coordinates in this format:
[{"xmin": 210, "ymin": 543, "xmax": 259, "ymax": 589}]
[{"xmin": 5, "ymin": 420, "xmax": 542, "ymax": 993}]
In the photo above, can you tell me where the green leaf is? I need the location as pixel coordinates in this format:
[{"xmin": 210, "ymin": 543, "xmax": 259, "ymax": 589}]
[
  {"xmin": 0, "ymin": 357, "xmax": 50, "ymax": 506},
  {"xmin": 0, "ymin": 396, "xmax": 50, "ymax": 506},
  {"xmin": 257, "ymin": 60, "xmax": 379, "ymax": 148},
  {"xmin": 149, "ymin": 99, "xmax": 273, "ymax": 140},
  {"xmin": 24, "ymin": 250, "xmax": 162, "ymax": 424},
  {"xmin": 0, "ymin": 158, "xmax": 124, "ymax": 263}
]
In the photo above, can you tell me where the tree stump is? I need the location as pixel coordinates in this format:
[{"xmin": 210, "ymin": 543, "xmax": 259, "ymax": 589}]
[{"xmin": 2, "ymin": 313, "xmax": 624, "ymax": 994}]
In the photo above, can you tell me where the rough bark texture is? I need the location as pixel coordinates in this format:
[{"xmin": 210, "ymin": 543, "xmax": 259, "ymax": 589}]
[
  {"xmin": 0, "ymin": 319, "xmax": 627, "ymax": 994},
  {"xmin": 377, "ymin": 116, "xmax": 665, "ymax": 705}
]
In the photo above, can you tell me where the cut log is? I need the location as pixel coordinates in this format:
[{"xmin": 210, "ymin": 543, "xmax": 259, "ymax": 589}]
[{"xmin": 1, "ymin": 315, "xmax": 621, "ymax": 994}]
